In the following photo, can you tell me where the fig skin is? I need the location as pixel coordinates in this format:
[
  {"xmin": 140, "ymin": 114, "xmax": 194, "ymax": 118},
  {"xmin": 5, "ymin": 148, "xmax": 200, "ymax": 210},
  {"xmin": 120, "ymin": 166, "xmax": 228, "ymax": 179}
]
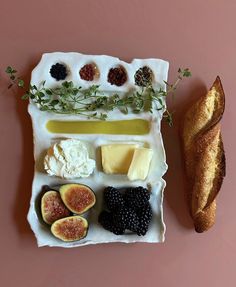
[
  {"xmin": 51, "ymin": 216, "xmax": 88, "ymax": 242},
  {"xmin": 41, "ymin": 191, "xmax": 70, "ymax": 225},
  {"xmin": 59, "ymin": 183, "xmax": 96, "ymax": 214}
]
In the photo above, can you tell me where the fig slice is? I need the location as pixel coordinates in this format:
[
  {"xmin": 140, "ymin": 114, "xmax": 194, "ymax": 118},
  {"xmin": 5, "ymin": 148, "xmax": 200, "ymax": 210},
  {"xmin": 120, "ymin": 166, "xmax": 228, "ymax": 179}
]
[
  {"xmin": 41, "ymin": 191, "xmax": 71, "ymax": 225},
  {"xmin": 51, "ymin": 216, "xmax": 88, "ymax": 242},
  {"xmin": 59, "ymin": 184, "xmax": 96, "ymax": 214}
]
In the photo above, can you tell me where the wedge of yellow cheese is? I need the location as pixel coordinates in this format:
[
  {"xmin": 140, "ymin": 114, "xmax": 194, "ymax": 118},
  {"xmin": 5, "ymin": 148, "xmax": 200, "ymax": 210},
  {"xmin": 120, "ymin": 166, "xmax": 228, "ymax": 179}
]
[
  {"xmin": 101, "ymin": 144, "xmax": 138, "ymax": 174},
  {"xmin": 127, "ymin": 147, "xmax": 153, "ymax": 180}
]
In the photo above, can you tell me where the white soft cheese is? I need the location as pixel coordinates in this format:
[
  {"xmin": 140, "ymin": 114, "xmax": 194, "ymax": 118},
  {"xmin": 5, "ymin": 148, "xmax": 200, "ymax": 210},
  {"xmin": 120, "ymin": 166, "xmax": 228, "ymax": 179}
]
[{"xmin": 44, "ymin": 139, "xmax": 95, "ymax": 179}]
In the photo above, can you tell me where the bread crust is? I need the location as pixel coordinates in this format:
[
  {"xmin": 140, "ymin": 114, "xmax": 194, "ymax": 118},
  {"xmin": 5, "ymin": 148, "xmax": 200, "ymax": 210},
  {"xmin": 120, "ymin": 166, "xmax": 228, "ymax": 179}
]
[{"xmin": 182, "ymin": 76, "xmax": 226, "ymax": 232}]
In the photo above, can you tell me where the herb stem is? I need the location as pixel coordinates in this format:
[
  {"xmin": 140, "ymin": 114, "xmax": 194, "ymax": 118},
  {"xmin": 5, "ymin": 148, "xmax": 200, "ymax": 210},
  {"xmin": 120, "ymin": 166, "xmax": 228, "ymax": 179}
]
[{"xmin": 5, "ymin": 66, "xmax": 191, "ymax": 125}]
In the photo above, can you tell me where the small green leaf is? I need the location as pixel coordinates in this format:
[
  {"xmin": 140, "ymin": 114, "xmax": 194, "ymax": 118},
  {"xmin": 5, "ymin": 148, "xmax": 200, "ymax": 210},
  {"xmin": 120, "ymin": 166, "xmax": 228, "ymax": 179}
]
[
  {"xmin": 18, "ymin": 79, "xmax": 24, "ymax": 87},
  {"xmin": 100, "ymin": 113, "xmax": 108, "ymax": 120},
  {"xmin": 182, "ymin": 68, "xmax": 192, "ymax": 77},
  {"xmin": 62, "ymin": 81, "xmax": 72, "ymax": 88},
  {"xmin": 5, "ymin": 66, "xmax": 12, "ymax": 73},
  {"xmin": 5, "ymin": 66, "xmax": 16, "ymax": 74},
  {"xmin": 163, "ymin": 111, "xmax": 173, "ymax": 127},
  {"xmin": 45, "ymin": 89, "xmax": 52, "ymax": 95},
  {"xmin": 123, "ymin": 107, "xmax": 128, "ymax": 114},
  {"xmin": 38, "ymin": 92, "xmax": 45, "ymax": 98},
  {"xmin": 50, "ymin": 100, "xmax": 59, "ymax": 106},
  {"xmin": 157, "ymin": 98, "xmax": 164, "ymax": 105},
  {"xmin": 22, "ymin": 93, "xmax": 30, "ymax": 100},
  {"xmin": 117, "ymin": 100, "xmax": 124, "ymax": 106},
  {"xmin": 42, "ymin": 99, "xmax": 50, "ymax": 103},
  {"xmin": 40, "ymin": 106, "xmax": 49, "ymax": 111},
  {"xmin": 72, "ymin": 88, "xmax": 79, "ymax": 95}
]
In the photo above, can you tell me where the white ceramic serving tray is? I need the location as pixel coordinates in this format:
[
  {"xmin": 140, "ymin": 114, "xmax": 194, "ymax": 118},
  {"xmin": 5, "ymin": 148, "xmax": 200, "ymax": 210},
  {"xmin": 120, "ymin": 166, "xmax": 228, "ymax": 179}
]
[{"xmin": 27, "ymin": 52, "xmax": 169, "ymax": 247}]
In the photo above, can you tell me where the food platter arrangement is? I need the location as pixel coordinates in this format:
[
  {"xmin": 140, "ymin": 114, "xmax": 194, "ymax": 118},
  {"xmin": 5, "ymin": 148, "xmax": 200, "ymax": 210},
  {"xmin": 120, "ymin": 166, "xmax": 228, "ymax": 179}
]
[
  {"xmin": 5, "ymin": 50, "xmax": 224, "ymax": 246},
  {"xmin": 27, "ymin": 52, "xmax": 169, "ymax": 247}
]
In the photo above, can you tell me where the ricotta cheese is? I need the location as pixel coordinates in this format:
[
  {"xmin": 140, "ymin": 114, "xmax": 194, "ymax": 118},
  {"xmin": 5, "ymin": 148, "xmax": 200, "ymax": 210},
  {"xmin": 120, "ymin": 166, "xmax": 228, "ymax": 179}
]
[{"xmin": 44, "ymin": 139, "xmax": 95, "ymax": 179}]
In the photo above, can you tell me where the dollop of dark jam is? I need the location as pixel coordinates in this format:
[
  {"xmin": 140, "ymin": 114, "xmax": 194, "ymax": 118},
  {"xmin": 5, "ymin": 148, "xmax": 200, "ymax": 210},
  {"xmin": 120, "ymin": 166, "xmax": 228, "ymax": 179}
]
[
  {"xmin": 107, "ymin": 66, "xmax": 127, "ymax": 86},
  {"xmin": 79, "ymin": 64, "xmax": 97, "ymax": 81},
  {"xmin": 134, "ymin": 66, "xmax": 153, "ymax": 87},
  {"xmin": 50, "ymin": 63, "xmax": 68, "ymax": 81}
]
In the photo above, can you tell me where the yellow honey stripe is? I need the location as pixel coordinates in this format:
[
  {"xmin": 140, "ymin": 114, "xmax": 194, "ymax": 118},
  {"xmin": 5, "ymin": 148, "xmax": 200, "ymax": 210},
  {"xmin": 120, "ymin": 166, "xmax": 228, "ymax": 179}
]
[{"xmin": 46, "ymin": 119, "xmax": 150, "ymax": 135}]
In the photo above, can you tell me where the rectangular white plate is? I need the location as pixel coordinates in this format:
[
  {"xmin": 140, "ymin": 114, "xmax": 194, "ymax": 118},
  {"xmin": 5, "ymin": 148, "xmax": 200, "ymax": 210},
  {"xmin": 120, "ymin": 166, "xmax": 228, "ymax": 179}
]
[{"xmin": 27, "ymin": 52, "xmax": 169, "ymax": 247}]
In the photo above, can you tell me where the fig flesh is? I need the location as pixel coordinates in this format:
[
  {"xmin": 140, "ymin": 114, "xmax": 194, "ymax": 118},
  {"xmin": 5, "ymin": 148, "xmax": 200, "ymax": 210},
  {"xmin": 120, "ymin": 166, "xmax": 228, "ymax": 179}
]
[
  {"xmin": 41, "ymin": 191, "xmax": 70, "ymax": 225},
  {"xmin": 59, "ymin": 184, "xmax": 96, "ymax": 214},
  {"xmin": 51, "ymin": 216, "xmax": 88, "ymax": 242}
]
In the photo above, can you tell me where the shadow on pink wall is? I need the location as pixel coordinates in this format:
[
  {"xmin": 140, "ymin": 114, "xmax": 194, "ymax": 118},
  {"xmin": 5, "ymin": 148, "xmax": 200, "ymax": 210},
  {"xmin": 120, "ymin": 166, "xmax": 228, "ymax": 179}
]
[
  {"xmin": 162, "ymin": 79, "xmax": 207, "ymax": 229},
  {"xmin": 10, "ymin": 60, "xmax": 38, "ymax": 237}
]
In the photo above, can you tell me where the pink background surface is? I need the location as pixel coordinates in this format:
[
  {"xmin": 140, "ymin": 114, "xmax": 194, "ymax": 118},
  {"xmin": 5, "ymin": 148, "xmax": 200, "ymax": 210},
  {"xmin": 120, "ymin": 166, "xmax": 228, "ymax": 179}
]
[{"xmin": 0, "ymin": 0, "xmax": 235, "ymax": 286}]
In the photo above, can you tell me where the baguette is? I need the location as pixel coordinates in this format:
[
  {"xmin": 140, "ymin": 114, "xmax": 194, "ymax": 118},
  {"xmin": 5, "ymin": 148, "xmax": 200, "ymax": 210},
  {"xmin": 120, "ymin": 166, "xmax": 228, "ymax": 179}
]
[{"xmin": 182, "ymin": 76, "xmax": 226, "ymax": 232}]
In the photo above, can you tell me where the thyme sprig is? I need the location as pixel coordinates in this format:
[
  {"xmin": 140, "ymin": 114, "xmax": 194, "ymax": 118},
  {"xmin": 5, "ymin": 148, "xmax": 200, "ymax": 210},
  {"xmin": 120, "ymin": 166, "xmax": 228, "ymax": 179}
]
[
  {"xmin": 5, "ymin": 66, "xmax": 24, "ymax": 89},
  {"xmin": 6, "ymin": 67, "xmax": 191, "ymax": 125}
]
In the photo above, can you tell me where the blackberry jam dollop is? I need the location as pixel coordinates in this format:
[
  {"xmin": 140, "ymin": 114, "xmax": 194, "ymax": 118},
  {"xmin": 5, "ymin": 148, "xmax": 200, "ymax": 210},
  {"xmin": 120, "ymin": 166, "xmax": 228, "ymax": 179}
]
[
  {"xmin": 79, "ymin": 63, "xmax": 98, "ymax": 81},
  {"xmin": 50, "ymin": 63, "xmax": 68, "ymax": 81},
  {"xmin": 134, "ymin": 66, "xmax": 153, "ymax": 87},
  {"xmin": 107, "ymin": 66, "xmax": 127, "ymax": 86}
]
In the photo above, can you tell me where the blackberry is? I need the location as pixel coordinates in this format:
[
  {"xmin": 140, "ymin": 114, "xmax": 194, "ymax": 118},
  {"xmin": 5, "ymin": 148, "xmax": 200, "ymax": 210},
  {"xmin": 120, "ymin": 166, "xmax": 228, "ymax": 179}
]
[
  {"xmin": 50, "ymin": 63, "xmax": 68, "ymax": 81},
  {"xmin": 98, "ymin": 210, "xmax": 113, "ymax": 231},
  {"xmin": 98, "ymin": 210, "xmax": 125, "ymax": 235},
  {"xmin": 136, "ymin": 203, "xmax": 153, "ymax": 236},
  {"xmin": 137, "ymin": 203, "xmax": 152, "ymax": 223},
  {"xmin": 113, "ymin": 207, "xmax": 139, "ymax": 232},
  {"xmin": 111, "ymin": 224, "xmax": 125, "ymax": 235},
  {"xmin": 136, "ymin": 219, "xmax": 149, "ymax": 236},
  {"xmin": 104, "ymin": 186, "xmax": 124, "ymax": 211},
  {"xmin": 125, "ymin": 186, "xmax": 150, "ymax": 209}
]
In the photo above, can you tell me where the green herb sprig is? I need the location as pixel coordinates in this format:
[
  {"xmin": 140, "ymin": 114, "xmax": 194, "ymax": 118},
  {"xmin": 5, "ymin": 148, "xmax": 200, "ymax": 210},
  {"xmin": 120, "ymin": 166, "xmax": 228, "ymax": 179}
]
[
  {"xmin": 6, "ymin": 67, "xmax": 191, "ymax": 125},
  {"xmin": 5, "ymin": 66, "xmax": 24, "ymax": 89}
]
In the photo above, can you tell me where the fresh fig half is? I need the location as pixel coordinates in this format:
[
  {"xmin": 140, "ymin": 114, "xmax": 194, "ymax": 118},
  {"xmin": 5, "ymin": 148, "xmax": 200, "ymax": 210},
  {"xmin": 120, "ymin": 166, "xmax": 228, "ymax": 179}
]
[
  {"xmin": 59, "ymin": 184, "xmax": 96, "ymax": 214},
  {"xmin": 51, "ymin": 216, "xmax": 88, "ymax": 242},
  {"xmin": 41, "ymin": 191, "xmax": 70, "ymax": 225}
]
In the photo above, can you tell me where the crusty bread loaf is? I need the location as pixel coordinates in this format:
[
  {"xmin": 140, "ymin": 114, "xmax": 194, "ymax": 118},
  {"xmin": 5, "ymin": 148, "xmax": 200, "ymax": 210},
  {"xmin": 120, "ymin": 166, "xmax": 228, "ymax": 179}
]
[{"xmin": 182, "ymin": 76, "xmax": 226, "ymax": 232}]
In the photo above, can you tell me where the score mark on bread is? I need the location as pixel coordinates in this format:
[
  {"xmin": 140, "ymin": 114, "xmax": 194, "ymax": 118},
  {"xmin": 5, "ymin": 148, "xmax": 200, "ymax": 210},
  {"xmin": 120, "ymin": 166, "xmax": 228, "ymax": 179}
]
[{"xmin": 182, "ymin": 76, "xmax": 226, "ymax": 233}]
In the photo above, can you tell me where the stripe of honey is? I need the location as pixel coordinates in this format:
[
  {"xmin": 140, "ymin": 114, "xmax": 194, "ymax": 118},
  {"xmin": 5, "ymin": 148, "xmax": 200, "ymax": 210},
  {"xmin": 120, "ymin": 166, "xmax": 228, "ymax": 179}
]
[{"xmin": 46, "ymin": 119, "xmax": 150, "ymax": 135}]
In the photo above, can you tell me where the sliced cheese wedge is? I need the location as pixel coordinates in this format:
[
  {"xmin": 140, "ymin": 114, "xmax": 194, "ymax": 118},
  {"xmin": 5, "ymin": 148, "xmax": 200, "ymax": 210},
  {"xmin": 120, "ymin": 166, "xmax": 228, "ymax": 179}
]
[
  {"xmin": 127, "ymin": 147, "xmax": 153, "ymax": 180},
  {"xmin": 101, "ymin": 144, "xmax": 138, "ymax": 174}
]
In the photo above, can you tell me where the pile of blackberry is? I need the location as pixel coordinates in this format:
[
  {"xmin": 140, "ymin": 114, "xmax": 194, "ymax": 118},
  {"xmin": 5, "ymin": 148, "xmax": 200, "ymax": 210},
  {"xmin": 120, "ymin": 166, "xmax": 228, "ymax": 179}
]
[
  {"xmin": 98, "ymin": 186, "xmax": 152, "ymax": 236},
  {"xmin": 50, "ymin": 63, "xmax": 68, "ymax": 81}
]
